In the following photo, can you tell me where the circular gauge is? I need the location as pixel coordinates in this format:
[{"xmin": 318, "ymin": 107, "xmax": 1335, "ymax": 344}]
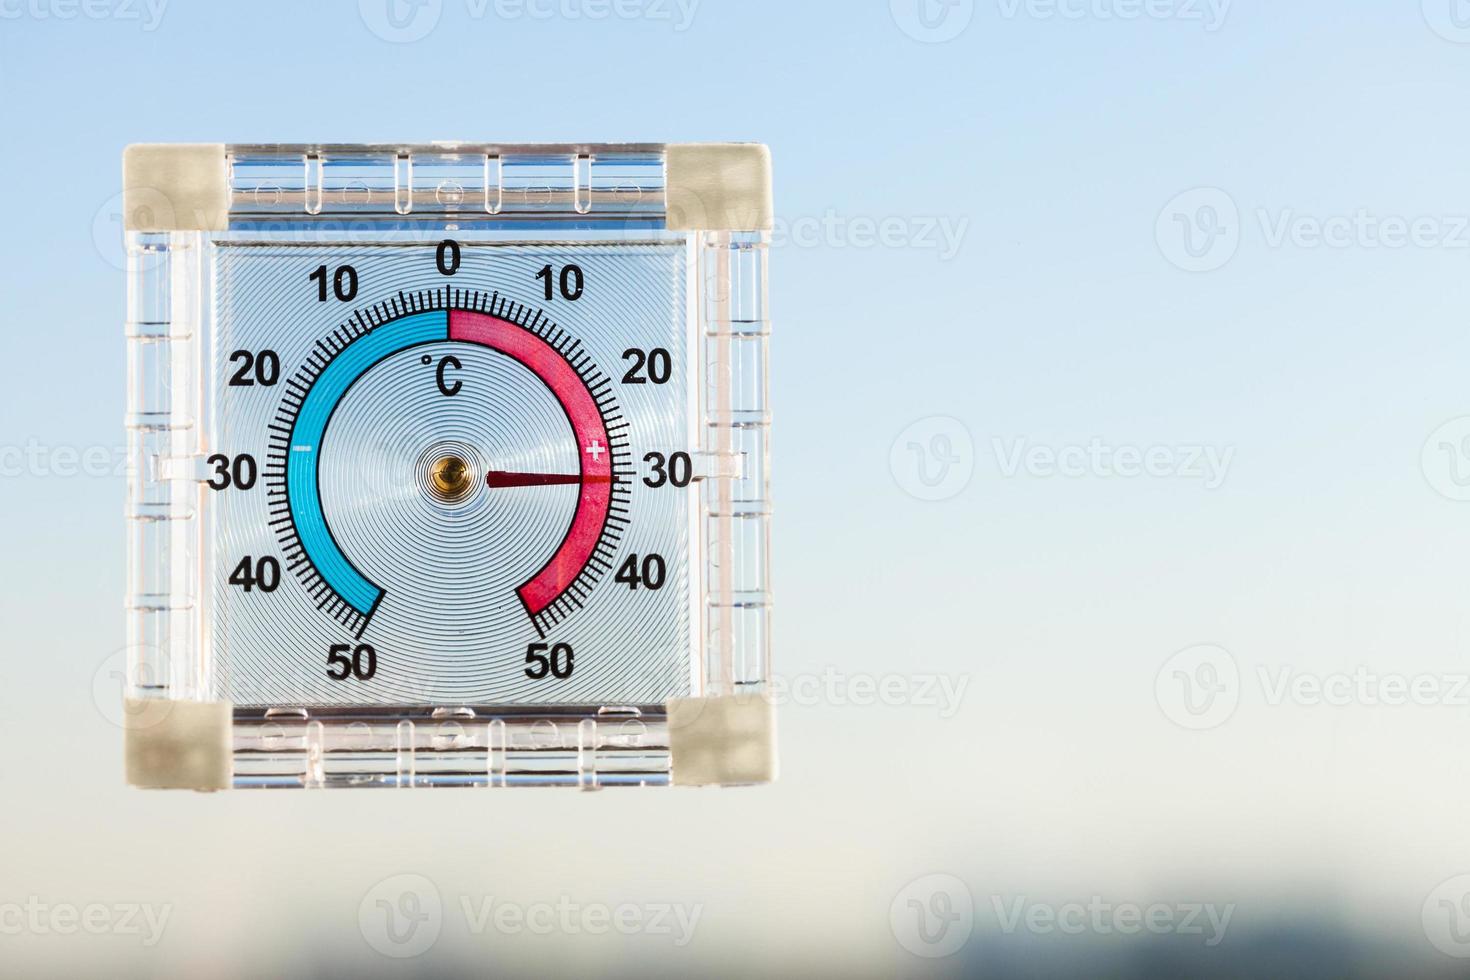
[
  {"xmin": 209, "ymin": 243, "xmax": 699, "ymax": 708},
  {"xmin": 265, "ymin": 289, "xmax": 634, "ymax": 643}
]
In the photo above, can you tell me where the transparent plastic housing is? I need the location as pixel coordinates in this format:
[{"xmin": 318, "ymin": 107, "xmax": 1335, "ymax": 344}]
[{"xmin": 124, "ymin": 144, "xmax": 771, "ymax": 788}]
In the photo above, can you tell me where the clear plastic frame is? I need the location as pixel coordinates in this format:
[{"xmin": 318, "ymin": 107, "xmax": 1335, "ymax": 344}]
[{"xmin": 122, "ymin": 143, "xmax": 773, "ymax": 789}]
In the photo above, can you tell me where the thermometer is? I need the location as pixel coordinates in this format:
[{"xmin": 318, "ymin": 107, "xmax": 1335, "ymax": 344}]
[{"xmin": 121, "ymin": 142, "xmax": 773, "ymax": 790}]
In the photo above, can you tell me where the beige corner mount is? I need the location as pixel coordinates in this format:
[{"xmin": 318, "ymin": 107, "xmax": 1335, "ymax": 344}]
[
  {"xmin": 666, "ymin": 143, "xmax": 773, "ymax": 233},
  {"xmin": 122, "ymin": 143, "xmax": 229, "ymax": 232},
  {"xmin": 667, "ymin": 695, "xmax": 777, "ymax": 786},
  {"xmin": 124, "ymin": 699, "xmax": 233, "ymax": 791}
]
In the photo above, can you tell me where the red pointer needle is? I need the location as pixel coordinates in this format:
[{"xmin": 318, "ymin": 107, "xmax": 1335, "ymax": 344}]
[{"xmin": 485, "ymin": 470, "xmax": 613, "ymax": 488}]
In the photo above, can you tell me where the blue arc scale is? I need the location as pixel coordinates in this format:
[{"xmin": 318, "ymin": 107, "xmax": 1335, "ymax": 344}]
[{"xmin": 266, "ymin": 290, "xmax": 630, "ymax": 639}]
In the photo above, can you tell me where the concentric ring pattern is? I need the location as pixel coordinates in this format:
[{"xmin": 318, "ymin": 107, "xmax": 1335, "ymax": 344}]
[
  {"xmin": 319, "ymin": 341, "xmax": 580, "ymax": 690},
  {"xmin": 209, "ymin": 241, "xmax": 693, "ymax": 706}
]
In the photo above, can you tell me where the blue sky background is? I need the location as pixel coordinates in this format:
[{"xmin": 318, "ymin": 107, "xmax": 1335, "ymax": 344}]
[{"xmin": 5, "ymin": 0, "xmax": 1470, "ymax": 975}]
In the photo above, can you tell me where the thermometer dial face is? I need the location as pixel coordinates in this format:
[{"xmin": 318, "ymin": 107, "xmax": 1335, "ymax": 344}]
[{"xmin": 208, "ymin": 241, "xmax": 697, "ymax": 706}]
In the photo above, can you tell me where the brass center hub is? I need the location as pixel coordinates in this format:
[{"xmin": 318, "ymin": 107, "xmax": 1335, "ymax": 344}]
[{"xmin": 428, "ymin": 453, "xmax": 473, "ymax": 502}]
